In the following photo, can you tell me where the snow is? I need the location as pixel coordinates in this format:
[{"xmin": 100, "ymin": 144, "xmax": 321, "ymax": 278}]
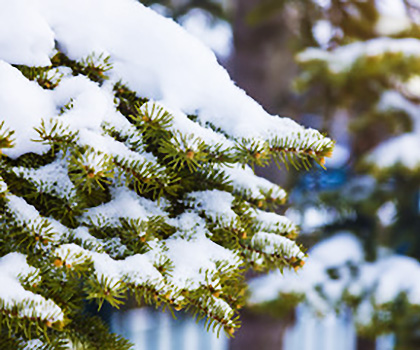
[
  {"xmin": 285, "ymin": 206, "xmax": 339, "ymax": 233},
  {"xmin": 353, "ymin": 299, "xmax": 375, "ymax": 327},
  {"xmin": 72, "ymin": 226, "xmax": 105, "ymax": 251},
  {"xmin": 13, "ymin": 158, "xmax": 76, "ymax": 200},
  {"xmin": 312, "ymin": 20, "xmax": 334, "ymax": 48},
  {"xmin": 0, "ymin": 177, "xmax": 7, "ymax": 193},
  {"xmin": 0, "ymin": 0, "xmax": 331, "ymax": 159},
  {"xmin": 0, "ymin": 253, "xmax": 64, "ymax": 322},
  {"xmin": 249, "ymin": 258, "xmax": 327, "ymax": 308},
  {"xmin": 172, "ymin": 212, "xmax": 208, "ymax": 237},
  {"xmin": 55, "ymin": 243, "xmax": 164, "ymax": 289},
  {"xmin": 372, "ymin": 256, "xmax": 420, "ymax": 304},
  {"xmin": 55, "ymin": 76, "xmax": 113, "ymax": 131},
  {"xmin": 313, "ymin": 0, "xmax": 331, "ymax": 9},
  {"xmin": 249, "ymin": 271, "xmax": 288, "ymax": 304},
  {"xmin": 140, "ymin": 101, "xmax": 233, "ymax": 150},
  {"xmin": 368, "ymin": 90, "xmax": 420, "ymax": 170},
  {"xmin": 346, "ymin": 254, "xmax": 420, "ymax": 307},
  {"xmin": 376, "ymin": 201, "xmax": 397, "ymax": 227},
  {"xmin": 51, "ymin": 76, "xmax": 164, "ymax": 167},
  {"xmin": 309, "ymin": 233, "xmax": 363, "ymax": 267},
  {"xmin": 369, "ymin": 133, "xmax": 420, "ymax": 169},
  {"xmin": 298, "ymin": 23, "xmax": 420, "ymax": 174},
  {"xmin": 166, "ymin": 211, "xmax": 241, "ymax": 291},
  {"xmin": 5, "ymin": 194, "xmax": 67, "ymax": 243},
  {"xmin": 220, "ymin": 164, "xmax": 287, "ymax": 201},
  {"xmin": 251, "ymin": 232, "xmax": 305, "ymax": 259},
  {"xmin": 298, "ymin": 38, "xmax": 420, "ymax": 73},
  {"xmin": 117, "ymin": 253, "xmax": 165, "ymax": 286},
  {"xmin": 253, "ymin": 209, "xmax": 297, "ymax": 235},
  {"xmin": 22, "ymin": 339, "xmax": 45, "ymax": 350},
  {"xmin": 164, "ymin": 233, "xmax": 241, "ymax": 291},
  {"xmin": 375, "ymin": 0, "xmax": 410, "ymax": 35},
  {"xmin": 406, "ymin": 75, "xmax": 420, "ymax": 97},
  {"xmin": 0, "ymin": 61, "xmax": 55, "ymax": 158},
  {"xmin": 55, "ymin": 243, "xmax": 92, "ymax": 266},
  {"xmin": 81, "ymin": 132, "xmax": 152, "ymax": 169},
  {"xmin": 379, "ymin": 90, "xmax": 420, "ymax": 129},
  {"xmin": 0, "ymin": 1, "xmax": 54, "ymax": 66},
  {"xmin": 211, "ymin": 297, "xmax": 235, "ymax": 321},
  {"xmin": 186, "ymin": 190, "xmax": 237, "ymax": 224},
  {"xmin": 376, "ymin": 0, "xmax": 407, "ymax": 19},
  {"xmin": 83, "ymin": 186, "xmax": 166, "ymax": 227},
  {"xmin": 92, "ymin": 251, "xmax": 162, "ymax": 288}
]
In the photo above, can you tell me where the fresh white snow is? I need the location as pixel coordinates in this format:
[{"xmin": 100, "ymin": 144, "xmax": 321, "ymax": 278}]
[
  {"xmin": 0, "ymin": 61, "xmax": 55, "ymax": 158},
  {"xmin": 0, "ymin": 0, "xmax": 331, "ymax": 159},
  {"xmin": 368, "ymin": 90, "xmax": 420, "ymax": 170},
  {"xmin": 0, "ymin": 253, "xmax": 64, "ymax": 322}
]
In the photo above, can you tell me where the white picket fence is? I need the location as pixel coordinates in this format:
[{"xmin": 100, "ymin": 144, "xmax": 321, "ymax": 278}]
[
  {"xmin": 111, "ymin": 306, "xmax": 395, "ymax": 350},
  {"xmin": 111, "ymin": 308, "xmax": 228, "ymax": 350}
]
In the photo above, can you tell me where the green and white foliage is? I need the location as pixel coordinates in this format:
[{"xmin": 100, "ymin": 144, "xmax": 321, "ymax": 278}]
[
  {"xmin": 248, "ymin": 0, "xmax": 420, "ymax": 344},
  {"xmin": 0, "ymin": 0, "xmax": 333, "ymax": 348},
  {"xmin": 294, "ymin": 0, "xmax": 420, "ymax": 263},
  {"xmin": 250, "ymin": 233, "xmax": 420, "ymax": 336},
  {"xmin": 295, "ymin": 0, "xmax": 420, "ymax": 174}
]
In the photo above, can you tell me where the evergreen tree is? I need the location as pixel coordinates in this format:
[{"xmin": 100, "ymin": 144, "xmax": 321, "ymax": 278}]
[
  {"xmin": 0, "ymin": 0, "xmax": 332, "ymax": 348},
  {"xmin": 249, "ymin": 0, "xmax": 420, "ymax": 348}
]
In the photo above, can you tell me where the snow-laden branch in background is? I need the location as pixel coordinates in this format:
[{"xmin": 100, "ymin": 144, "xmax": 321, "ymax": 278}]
[
  {"xmin": 298, "ymin": 37, "xmax": 420, "ymax": 73},
  {"xmin": 367, "ymin": 90, "xmax": 420, "ymax": 171},
  {"xmin": 249, "ymin": 232, "xmax": 420, "ymax": 333}
]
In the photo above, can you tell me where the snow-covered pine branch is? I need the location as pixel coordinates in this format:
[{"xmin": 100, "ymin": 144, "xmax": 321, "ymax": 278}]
[{"xmin": 0, "ymin": 0, "xmax": 332, "ymax": 348}]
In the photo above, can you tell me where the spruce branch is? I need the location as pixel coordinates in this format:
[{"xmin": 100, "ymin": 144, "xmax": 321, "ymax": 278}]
[{"xmin": 0, "ymin": 121, "xmax": 14, "ymax": 151}]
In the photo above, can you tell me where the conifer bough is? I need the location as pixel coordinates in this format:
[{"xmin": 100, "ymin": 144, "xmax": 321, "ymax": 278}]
[{"xmin": 0, "ymin": 0, "xmax": 333, "ymax": 348}]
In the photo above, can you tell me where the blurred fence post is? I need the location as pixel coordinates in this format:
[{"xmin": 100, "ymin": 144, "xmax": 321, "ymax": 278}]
[{"xmin": 111, "ymin": 308, "xmax": 228, "ymax": 350}]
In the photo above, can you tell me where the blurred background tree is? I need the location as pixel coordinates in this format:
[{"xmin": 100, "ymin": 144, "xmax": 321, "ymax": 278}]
[{"xmin": 243, "ymin": 1, "xmax": 420, "ymax": 350}]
